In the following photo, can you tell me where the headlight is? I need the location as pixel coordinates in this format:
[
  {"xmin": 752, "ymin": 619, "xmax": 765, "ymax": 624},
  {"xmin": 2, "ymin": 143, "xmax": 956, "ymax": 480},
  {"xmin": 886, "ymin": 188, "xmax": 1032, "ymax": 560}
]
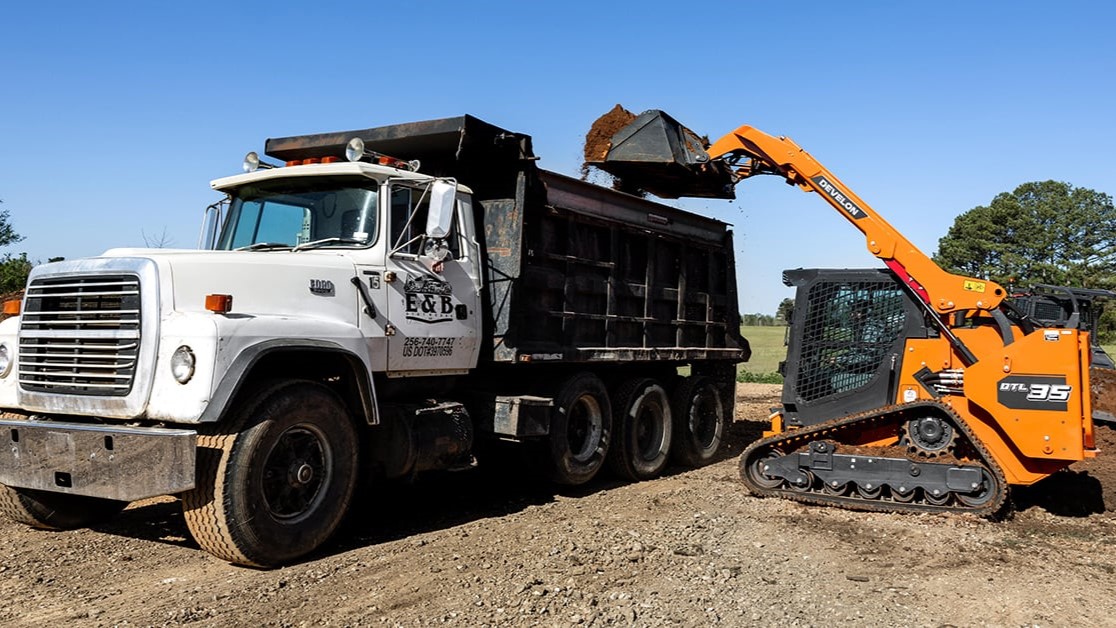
[
  {"xmin": 0, "ymin": 343, "xmax": 11, "ymax": 378},
  {"xmin": 171, "ymin": 346, "xmax": 196, "ymax": 384}
]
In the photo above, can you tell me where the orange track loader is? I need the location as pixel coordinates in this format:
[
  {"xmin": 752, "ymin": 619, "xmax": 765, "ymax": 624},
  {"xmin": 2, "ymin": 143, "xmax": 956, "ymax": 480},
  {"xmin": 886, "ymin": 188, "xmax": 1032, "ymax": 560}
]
[{"xmin": 590, "ymin": 109, "xmax": 1100, "ymax": 513}]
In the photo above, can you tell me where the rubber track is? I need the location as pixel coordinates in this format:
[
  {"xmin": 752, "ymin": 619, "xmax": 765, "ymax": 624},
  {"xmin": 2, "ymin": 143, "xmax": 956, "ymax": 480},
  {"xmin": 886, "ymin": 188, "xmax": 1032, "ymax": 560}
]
[{"xmin": 739, "ymin": 401, "xmax": 1009, "ymax": 517}]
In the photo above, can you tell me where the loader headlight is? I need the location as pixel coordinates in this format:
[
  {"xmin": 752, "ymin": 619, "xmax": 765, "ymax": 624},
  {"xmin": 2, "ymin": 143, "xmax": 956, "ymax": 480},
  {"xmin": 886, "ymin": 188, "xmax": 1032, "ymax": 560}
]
[
  {"xmin": 171, "ymin": 346, "xmax": 195, "ymax": 384},
  {"xmin": 0, "ymin": 343, "xmax": 11, "ymax": 378}
]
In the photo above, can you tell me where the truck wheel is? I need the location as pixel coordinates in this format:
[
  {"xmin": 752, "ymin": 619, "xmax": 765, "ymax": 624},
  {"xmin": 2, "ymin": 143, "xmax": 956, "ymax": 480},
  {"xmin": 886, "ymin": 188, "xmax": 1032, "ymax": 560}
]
[
  {"xmin": 608, "ymin": 378, "xmax": 672, "ymax": 481},
  {"xmin": 0, "ymin": 485, "xmax": 127, "ymax": 530},
  {"xmin": 540, "ymin": 372, "xmax": 612, "ymax": 486},
  {"xmin": 671, "ymin": 376, "xmax": 726, "ymax": 467},
  {"xmin": 181, "ymin": 381, "xmax": 358, "ymax": 568}
]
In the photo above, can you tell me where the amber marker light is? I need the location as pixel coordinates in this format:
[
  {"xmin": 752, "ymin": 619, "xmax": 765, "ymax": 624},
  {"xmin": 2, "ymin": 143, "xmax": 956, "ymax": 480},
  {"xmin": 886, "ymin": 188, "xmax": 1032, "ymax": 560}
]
[
  {"xmin": 2, "ymin": 299, "xmax": 20, "ymax": 316},
  {"xmin": 205, "ymin": 294, "xmax": 233, "ymax": 313}
]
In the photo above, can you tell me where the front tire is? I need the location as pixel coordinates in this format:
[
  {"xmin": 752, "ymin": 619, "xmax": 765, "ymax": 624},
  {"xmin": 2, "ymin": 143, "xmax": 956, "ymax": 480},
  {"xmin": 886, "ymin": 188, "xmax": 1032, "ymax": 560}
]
[
  {"xmin": 181, "ymin": 381, "xmax": 358, "ymax": 568},
  {"xmin": 0, "ymin": 485, "xmax": 127, "ymax": 530}
]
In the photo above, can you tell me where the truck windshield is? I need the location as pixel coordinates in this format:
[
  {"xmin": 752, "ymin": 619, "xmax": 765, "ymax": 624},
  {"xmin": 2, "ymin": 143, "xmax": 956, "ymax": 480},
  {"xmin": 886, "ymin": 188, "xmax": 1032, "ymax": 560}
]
[{"xmin": 216, "ymin": 178, "xmax": 379, "ymax": 250}]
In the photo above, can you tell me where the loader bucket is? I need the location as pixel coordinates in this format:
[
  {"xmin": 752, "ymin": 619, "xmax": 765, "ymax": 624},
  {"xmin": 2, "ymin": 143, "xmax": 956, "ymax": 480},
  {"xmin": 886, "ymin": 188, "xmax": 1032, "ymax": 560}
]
[{"xmin": 585, "ymin": 107, "xmax": 737, "ymax": 199}]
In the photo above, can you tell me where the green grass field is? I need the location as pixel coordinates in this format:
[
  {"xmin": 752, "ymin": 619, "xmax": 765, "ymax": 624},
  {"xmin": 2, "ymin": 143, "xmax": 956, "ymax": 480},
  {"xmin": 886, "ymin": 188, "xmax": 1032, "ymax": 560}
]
[{"xmin": 738, "ymin": 325, "xmax": 788, "ymax": 382}]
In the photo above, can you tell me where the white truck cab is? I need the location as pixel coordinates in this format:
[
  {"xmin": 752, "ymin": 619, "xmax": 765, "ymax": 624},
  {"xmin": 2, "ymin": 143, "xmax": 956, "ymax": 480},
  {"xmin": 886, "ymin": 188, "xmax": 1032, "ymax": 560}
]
[{"xmin": 0, "ymin": 157, "xmax": 482, "ymax": 421}]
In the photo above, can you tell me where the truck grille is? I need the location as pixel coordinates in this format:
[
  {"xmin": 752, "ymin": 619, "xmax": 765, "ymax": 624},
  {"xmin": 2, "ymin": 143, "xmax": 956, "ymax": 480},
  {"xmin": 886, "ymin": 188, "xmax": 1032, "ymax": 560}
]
[{"xmin": 18, "ymin": 275, "xmax": 141, "ymax": 396}]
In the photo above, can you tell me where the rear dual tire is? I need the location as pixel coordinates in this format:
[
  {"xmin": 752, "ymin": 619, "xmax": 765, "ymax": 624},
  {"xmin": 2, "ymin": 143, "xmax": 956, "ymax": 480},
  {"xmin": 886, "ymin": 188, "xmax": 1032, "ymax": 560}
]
[
  {"xmin": 671, "ymin": 376, "xmax": 726, "ymax": 468},
  {"xmin": 608, "ymin": 379, "xmax": 673, "ymax": 481},
  {"xmin": 538, "ymin": 372, "xmax": 612, "ymax": 486}
]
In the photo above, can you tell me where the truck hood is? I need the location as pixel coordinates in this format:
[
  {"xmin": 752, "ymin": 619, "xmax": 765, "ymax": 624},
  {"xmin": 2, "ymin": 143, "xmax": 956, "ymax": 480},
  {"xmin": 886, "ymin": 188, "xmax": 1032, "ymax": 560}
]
[{"xmin": 102, "ymin": 248, "xmax": 360, "ymax": 323}]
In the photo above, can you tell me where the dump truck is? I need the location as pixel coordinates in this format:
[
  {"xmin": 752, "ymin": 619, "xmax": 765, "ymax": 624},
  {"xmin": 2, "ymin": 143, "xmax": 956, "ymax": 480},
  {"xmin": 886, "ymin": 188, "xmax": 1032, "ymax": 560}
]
[
  {"xmin": 0, "ymin": 115, "xmax": 748, "ymax": 566},
  {"xmin": 590, "ymin": 108, "xmax": 1106, "ymax": 514}
]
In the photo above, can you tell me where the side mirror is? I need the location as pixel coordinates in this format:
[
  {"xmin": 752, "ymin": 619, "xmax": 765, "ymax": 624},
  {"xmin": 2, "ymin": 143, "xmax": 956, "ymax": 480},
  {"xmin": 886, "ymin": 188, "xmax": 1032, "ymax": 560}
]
[
  {"xmin": 426, "ymin": 180, "xmax": 457, "ymax": 239},
  {"xmin": 198, "ymin": 198, "xmax": 228, "ymax": 249}
]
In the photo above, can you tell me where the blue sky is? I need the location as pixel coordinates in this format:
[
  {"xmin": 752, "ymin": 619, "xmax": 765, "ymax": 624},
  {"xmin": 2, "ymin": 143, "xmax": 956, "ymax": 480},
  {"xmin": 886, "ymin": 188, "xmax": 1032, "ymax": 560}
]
[{"xmin": 1, "ymin": 2, "xmax": 1113, "ymax": 314}]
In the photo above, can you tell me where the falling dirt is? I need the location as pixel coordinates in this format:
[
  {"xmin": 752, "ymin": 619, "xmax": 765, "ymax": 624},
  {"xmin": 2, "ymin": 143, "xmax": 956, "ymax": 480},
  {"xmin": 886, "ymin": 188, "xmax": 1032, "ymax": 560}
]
[{"xmin": 579, "ymin": 105, "xmax": 649, "ymax": 197}]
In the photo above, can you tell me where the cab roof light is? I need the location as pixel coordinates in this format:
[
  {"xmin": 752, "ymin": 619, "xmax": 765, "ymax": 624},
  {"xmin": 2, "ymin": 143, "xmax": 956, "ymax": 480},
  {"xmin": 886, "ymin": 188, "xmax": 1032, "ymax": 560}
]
[
  {"xmin": 345, "ymin": 137, "xmax": 420, "ymax": 171},
  {"xmin": 242, "ymin": 151, "xmax": 278, "ymax": 173},
  {"xmin": 205, "ymin": 294, "xmax": 233, "ymax": 314},
  {"xmin": 2, "ymin": 299, "xmax": 20, "ymax": 316}
]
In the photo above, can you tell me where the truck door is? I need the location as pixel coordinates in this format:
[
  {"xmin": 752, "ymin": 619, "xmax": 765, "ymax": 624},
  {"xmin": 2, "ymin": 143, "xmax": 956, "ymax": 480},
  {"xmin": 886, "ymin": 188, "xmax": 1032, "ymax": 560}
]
[{"xmin": 383, "ymin": 183, "xmax": 481, "ymax": 374}]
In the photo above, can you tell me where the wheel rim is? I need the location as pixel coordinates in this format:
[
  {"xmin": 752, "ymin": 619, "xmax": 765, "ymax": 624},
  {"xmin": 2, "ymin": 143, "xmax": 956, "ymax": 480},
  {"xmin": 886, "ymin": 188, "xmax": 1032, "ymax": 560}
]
[
  {"xmin": 905, "ymin": 416, "xmax": 956, "ymax": 456},
  {"xmin": 856, "ymin": 483, "xmax": 883, "ymax": 499},
  {"xmin": 567, "ymin": 395, "xmax": 603, "ymax": 463},
  {"xmin": 956, "ymin": 468, "xmax": 997, "ymax": 508},
  {"xmin": 788, "ymin": 470, "xmax": 814, "ymax": 493},
  {"xmin": 634, "ymin": 401, "xmax": 666, "ymax": 461},
  {"xmin": 891, "ymin": 486, "xmax": 917, "ymax": 503},
  {"xmin": 744, "ymin": 451, "xmax": 784, "ymax": 490},
  {"xmin": 924, "ymin": 489, "xmax": 952, "ymax": 506},
  {"xmin": 261, "ymin": 424, "xmax": 332, "ymax": 522},
  {"xmin": 687, "ymin": 387, "xmax": 722, "ymax": 449}
]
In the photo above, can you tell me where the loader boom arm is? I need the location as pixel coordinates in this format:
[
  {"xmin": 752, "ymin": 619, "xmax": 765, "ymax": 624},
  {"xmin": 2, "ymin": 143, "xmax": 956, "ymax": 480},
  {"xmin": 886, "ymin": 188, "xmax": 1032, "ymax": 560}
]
[{"xmin": 705, "ymin": 126, "xmax": 1005, "ymax": 315}]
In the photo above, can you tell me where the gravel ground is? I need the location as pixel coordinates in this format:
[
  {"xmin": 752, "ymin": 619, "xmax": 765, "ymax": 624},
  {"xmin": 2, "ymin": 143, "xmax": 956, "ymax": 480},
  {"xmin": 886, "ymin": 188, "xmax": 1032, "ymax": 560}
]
[{"xmin": 1, "ymin": 383, "xmax": 1115, "ymax": 627}]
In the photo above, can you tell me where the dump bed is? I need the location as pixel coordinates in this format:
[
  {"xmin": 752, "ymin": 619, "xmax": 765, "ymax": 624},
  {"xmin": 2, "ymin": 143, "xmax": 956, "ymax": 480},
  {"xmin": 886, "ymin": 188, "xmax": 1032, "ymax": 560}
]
[{"xmin": 266, "ymin": 116, "xmax": 749, "ymax": 366}]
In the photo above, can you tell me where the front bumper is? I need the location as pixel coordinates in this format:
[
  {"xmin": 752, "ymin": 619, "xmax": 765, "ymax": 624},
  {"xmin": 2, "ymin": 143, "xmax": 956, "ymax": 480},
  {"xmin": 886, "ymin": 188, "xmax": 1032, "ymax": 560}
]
[{"xmin": 0, "ymin": 420, "xmax": 195, "ymax": 501}]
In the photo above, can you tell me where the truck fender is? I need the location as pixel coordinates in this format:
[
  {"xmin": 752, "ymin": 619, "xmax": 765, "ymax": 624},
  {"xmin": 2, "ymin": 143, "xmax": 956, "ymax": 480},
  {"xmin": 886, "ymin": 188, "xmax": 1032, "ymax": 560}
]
[{"xmin": 200, "ymin": 339, "xmax": 378, "ymax": 426}]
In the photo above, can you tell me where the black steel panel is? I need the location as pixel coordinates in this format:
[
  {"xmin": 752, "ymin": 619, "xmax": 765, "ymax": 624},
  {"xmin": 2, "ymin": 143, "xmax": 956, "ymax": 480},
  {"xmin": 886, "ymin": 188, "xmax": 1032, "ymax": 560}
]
[
  {"xmin": 265, "ymin": 115, "xmax": 533, "ymax": 167},
  {"xmin": 539, "ymin": 170, "xmax": 728, "ymax": 246}
]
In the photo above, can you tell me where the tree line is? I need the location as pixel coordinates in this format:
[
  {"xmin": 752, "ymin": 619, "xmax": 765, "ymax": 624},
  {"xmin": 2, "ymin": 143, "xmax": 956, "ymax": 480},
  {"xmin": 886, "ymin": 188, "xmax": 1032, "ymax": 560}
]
[{"xmin": 935, "ymin": 181, "xmax": 1116, "ymax": 341}]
